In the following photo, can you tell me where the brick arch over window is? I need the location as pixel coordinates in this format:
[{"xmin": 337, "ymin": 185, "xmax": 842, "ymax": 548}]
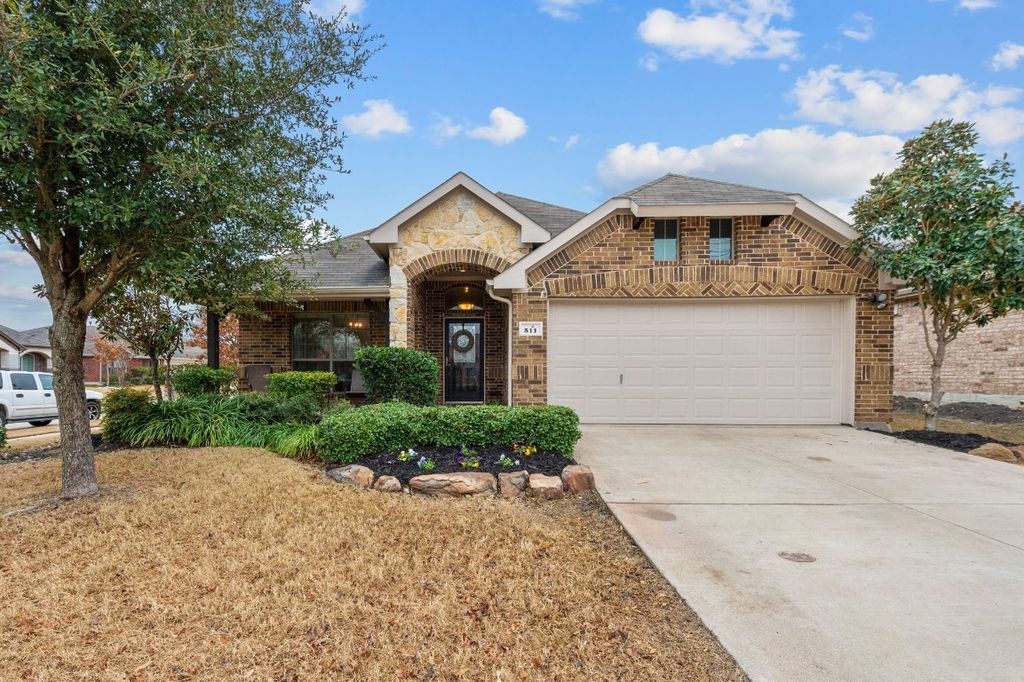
[
  {"xmin": 404, "ymin": 249, "xmax": 513, "ymax": 283},
  {"xmin": 543, "ymin": 265, "xmax": 864, "ymax": 298}
]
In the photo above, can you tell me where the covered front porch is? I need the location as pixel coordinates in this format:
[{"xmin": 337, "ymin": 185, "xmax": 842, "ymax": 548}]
[{"xmin": 406, "ymin": 262, "xmax": 508, "ymax": 404}]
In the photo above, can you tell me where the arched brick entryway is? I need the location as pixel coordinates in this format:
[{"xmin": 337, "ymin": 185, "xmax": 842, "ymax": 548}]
[{"xmin": 392, "ymin": 249, "xmax": 512, "ymax": 403}]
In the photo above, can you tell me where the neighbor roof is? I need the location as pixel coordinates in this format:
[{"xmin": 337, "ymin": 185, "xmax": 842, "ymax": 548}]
[
  {"xmin": 617, "ymin": 174, "xmax": 795, "ymax": 206},
  {"xmin": 0, "ymin": 324, "xmax": 49, "ymax": 349},
  {"xmin": 285, "ymin": 231, "xmax": 390, "ymax": 291},
  {"xmin": 494, "ymin": 193, "xmax": 586, "ymax": 237}
]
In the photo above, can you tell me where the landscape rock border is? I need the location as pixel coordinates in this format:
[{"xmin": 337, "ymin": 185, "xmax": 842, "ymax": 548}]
[{"xmin": 325, "ymin": 463, "xmax": 596, "ymax": 500}]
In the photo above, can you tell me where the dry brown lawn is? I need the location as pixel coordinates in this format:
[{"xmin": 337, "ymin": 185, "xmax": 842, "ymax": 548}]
[
  {"xmin": 0, "ymin": 448, "xmax": 744, "ymax": 681},
  {"xmin": 891, "ymin": 411, "xmax": 1024, "ymax": 445}
]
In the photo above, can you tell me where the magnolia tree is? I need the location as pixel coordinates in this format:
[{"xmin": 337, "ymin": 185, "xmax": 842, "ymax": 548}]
[
  {"xmin": 850, "ymin": 120, "xmax": 1024, "ymax": 431},
  {"xmin": 0, "ymin": 0, "xmax": 377, "ymax": 497},
  {"xmin": 95, "ymin": 285, "xmax": 193, "ymax": 402}
]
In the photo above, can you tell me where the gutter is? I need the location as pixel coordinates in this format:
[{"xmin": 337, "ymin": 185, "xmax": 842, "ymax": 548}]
[{"xmin": 485, "ymin": 280, "xmax": 514, "ymax": 406}]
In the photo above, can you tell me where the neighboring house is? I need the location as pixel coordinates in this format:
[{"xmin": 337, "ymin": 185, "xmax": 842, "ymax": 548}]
[
  {"xmin": 0, "ymin": 324, "xmax": 53, "ymax": 371},
  {"xmin": 238, "ymin": 172, "xmax": 895, "ymax": 427},
  {"xmin": 894, "ymin": 299, "xmax": 1024, "ymax": 397},
  {"xmin": 0, "ymin": 323, "xmax": 201, "ymax": 382}
]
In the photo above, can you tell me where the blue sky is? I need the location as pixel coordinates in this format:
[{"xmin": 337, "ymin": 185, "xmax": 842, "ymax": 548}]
[{"xmin": 3, "ymin": 0, "xmax": 1022, "ymax": 327}]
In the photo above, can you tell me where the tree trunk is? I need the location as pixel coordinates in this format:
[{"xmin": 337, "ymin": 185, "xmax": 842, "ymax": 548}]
[
  {"xmin": 151, "ymin": 354, "xmax": 163, "ymax": 402},
  {"xmin": 924, "ymin": 339, "xmax": 946, "ymax": 432},
  {"xmin": 49, "ymin": 308, "xmax": 98, "ymax": 498},
  {"xmin": 164, "ymin": 358, "xmax": 174, "ymax": 400}
]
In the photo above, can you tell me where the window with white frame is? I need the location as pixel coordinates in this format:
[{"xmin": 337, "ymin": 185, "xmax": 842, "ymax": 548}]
[{"xmin": 291, "ymin": 316, "xmax": 366, "ymax": 392}]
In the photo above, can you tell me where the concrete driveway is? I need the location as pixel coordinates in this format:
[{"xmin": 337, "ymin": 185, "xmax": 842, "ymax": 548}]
[{"xmin": 576, "ymin": 425, "xmax": 1024, "ymax": 682}]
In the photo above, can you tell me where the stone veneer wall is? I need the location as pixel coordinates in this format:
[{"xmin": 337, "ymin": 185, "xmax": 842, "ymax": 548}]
[
  {"xmin": 417, "ymin": 280, "xmax": 507, "ymax": 403},
  {"xmin": 510, "ymin": 212, "xmax": 895, "ymax": 425},
  {"xmin": 387, "ymin": 188, "xmax": 529, "ymax": 347},
  {"xmin": 238, "ymin": 300, "xmax": 388, "ymax": 373},
  {"xmin": 894, "ymin": 303, "xmax": 1024, "ymax": 396}
]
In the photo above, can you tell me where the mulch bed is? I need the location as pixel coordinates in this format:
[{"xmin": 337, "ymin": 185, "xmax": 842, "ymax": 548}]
[
  {"xmin": 894, "ymin": 396, "xmax": 1024, "ymax": 425},
  {"xmin": 890, "ymin": 429, "xmax": 1018, "ymax": 453},
  {"xmin": 351, "ymin": 445, "xmax": 570, "ymax": 483},
  {"xmin": 0, "ymin": 435, "xmax": 110, "ymax": 465}
]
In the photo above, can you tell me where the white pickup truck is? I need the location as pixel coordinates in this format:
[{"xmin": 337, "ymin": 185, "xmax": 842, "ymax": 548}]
[{"xmin": 0, "ymin": 371, "xmax": 103, "ymax": 427}]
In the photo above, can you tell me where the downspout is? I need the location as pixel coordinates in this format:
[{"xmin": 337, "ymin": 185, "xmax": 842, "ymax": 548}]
[{"xmin": 485, "ymin": 280, "xmax": 514, "ymax": 406}]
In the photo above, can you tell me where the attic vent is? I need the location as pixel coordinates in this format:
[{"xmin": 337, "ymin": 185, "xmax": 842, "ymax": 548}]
[{"xmin": 760, "ymin": 215, "xmax": 780, "ymax": 228}]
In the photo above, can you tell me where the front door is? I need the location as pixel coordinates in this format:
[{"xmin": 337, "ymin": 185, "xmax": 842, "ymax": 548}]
[{"xmin": 445, "ymin": 319, "xmax": 484, "ymax": 402}]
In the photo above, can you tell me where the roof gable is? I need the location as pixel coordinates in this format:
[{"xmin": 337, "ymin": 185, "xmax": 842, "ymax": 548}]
[{"xmin": 367, "ymin": 172, "xmax": 551, "ymax": 253}]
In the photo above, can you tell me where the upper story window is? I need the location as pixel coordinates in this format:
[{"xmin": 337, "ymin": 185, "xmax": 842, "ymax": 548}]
[
  {"xmin": 653, "ymin": 219, "xmax": 678, "ymax": 262},
  {"xmin": 709, "ymin": 218, "xmax": 733, "ymax": 261}
]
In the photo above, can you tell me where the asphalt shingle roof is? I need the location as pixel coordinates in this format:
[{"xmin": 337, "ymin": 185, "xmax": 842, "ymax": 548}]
[
  {"xmin": 284, "ymin": 230, "xmax": 390, "ymax": 289},
  {"xmin": 495, "ymin": 192, "xmax": 586, "ymax": 236},
  {"xmin": 617, "ymin": 174, "xmax": 795, "ymax": 206},
  {"xmin": 0, "ymin": 324, "xmax": 49, "ymax": 348}
]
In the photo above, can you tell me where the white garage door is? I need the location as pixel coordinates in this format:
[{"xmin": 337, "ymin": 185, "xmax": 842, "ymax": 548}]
[{"xmin": 548, "ymin": 298, "xmax": 853, "ymax": 424}]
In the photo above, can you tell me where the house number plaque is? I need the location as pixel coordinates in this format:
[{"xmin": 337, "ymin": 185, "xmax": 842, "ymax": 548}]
[{"xmin": 518, "ymin": 322, "xmax": 543, "ymax": 337}]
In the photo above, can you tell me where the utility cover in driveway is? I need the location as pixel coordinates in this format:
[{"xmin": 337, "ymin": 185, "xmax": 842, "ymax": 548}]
[{"xmin": 548, "ymin": 299, "xmax": 851, "ymax": 424}]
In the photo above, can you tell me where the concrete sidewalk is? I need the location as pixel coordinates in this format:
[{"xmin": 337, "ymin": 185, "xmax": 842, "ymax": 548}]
[{"xmin": 577, "ymin": 425, "xmax": 1024, "ymax": 682}]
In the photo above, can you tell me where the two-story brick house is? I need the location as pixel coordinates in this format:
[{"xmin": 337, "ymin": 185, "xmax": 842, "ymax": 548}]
[{"xmin": 238, "ymin": 172, "xmax": 894, "ymax": 428}]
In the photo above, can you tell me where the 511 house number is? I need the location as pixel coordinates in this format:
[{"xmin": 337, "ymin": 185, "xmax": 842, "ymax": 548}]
[{"xmin": 518, "ymin": 322, "xmax": 543, "ymax": 337}]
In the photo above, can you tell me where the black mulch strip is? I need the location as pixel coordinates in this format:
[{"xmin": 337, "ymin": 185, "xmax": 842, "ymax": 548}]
[
  {"xmin": 894, "ymin": 396, "xmax": 1024, "ymax": 425},
  {"xmin": 347, "ymin": 445, "xmax": 571, "ymax": 484},
  {"xmin": 0, "ymin": 434, "xmax": 113, "ymax": 465},
  {"xmin": 889, "ymin": 429, "xmax": 1018, "ymax": 453}
]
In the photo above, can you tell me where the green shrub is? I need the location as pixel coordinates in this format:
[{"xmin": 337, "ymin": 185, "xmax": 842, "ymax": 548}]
[
  {"xmin": 266, "ymin": 371, "xmax": 337, "ymax": 403},
  {"xmin": 0, "ymin": 424, "xmax": 7, "ymax": 449},
  {"xmin": 355, "ymin": 346, "xmax": 439, "ymax": 406},
  {"xmin": 315, "ymin": 402, "xmax": 421, "ymax": 464},
  {"xmin": 314, "ymin": 403, "xmax": 581, "ymax": 464},
  {"xmin": 120, "ymin": 395, "xmax": 265, "ymax": 448},
  {"xmin": 171, "ymin": 365, "xmax": 237, "ymax": 397},
  {"xmin": 323, "ymin": 399, "xmax": 353, "ymax": 418},
  {"xmin": 126, "ymin": 365, "xmax": 167, "ymax": 386},
  {"xmin": 101, "ymin": 388, "xmax": 155, "ymax": 444},
  {"xmin": 234, "ymin": 392, "xmax": 321, "ymax": 424},
  {"xmin": 265, "ymin": 422, "xmax": 318, "ymax": 458}
]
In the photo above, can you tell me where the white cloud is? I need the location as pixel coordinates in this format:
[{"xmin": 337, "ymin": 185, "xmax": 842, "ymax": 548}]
[
  {"xmin": 0, "ymin": 283, "xmax": 42, "ymax": 303},
  {"xmin": 0, "ymin": 250, "xmax": 35, "ymax": 267},
  {"xmin": 959, "ymin": 0, "xmax": 996, "ymax": 9},
  {"xmin": 840, "ymin": 12, "xmax": 874, "ymax": 42},
  {"xmin": 306, "ymin": 0, "xmax": 365, "ymax": 17},
  {"xmin": 537, "ymin": 0, "xmax": 594, "ymax": 20},
  {"xmin": 563, "ymin": 134, "xmax": 581, "ymax": 150},
  {"xmin": 341, "ymin": 100, "xmax": 411, "ymax": 138},
  {"xmin": 640, "ymin": 52, "xmax": 660, "ymax": 72},
  {"xmin": 596, "ymin": 126, "xmax": 902, "ymax": 217},
  {"xmin": 791, "ymin": 65, "xmax": 1024, "ymax": 145},
  {"xmin": 430, "ymin": 115, "xmax": 464, "ymax": 141},
  {"xmin": 992, "ymin": 42, "xmax": 1024, "ymax": 71},
  {"xmin": 637, "ymin": 1, "xmax": 801, "ymax": 64},
  {"xmin": 466, "ymin": 107, "xmax": 528, "ymax": 145}
]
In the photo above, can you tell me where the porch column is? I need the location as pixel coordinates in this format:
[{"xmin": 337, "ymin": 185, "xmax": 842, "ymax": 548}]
[
  {"xmin": 388, "ymin": 265, "xmax": 408, "ymax": 348},
  {"xmin": 207, "ymin": 309, "xmax": 220, "ymax": 368}
]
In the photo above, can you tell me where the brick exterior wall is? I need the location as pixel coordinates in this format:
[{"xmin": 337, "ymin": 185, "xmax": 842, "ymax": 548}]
[
  {"xmin": 417, "ymin": 280, "xmax": 506, "ymax": 403},
  {"xmin": 238, "ymin": 299, "xmax": 388, "ymax": 373},
  {"xmin": 510, "ymin": 213, "xmax": 894, "ymax": 425},
  {"xmin": 894, "ymin": 303, "xmax": 1024, "ymax": 395}
]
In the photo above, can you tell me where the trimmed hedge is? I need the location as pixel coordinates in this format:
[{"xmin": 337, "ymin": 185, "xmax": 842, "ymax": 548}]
[
  {"xmin": 234, "ymin": 392, "xmax": 321, "ymax": 424},
  {"xmin": 171, "ymin": 365, "xmax": 237, "ymax": 397},
  {"xmin": 354, "ymin": 346, "xmax": 439, "ymax": 406},
  {"xmin": 267, "ymin": 370, "xmax": 337, "ymax": 403},
  {"xmin": 102, "ymin": 388, "xmax": 154, "ymax": 444},
  {"xmin": 314, "ymin": 403, "xmax": 581, "ymax": 464}
]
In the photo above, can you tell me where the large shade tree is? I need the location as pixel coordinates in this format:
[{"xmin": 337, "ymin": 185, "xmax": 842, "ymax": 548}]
[
  {"xmin": 850, "ymin": 120, "xmax": 1024, "ymax": 431},
  {"xmin": 0, "ymin": 0, "xmax": 378, "ymax": 497}
]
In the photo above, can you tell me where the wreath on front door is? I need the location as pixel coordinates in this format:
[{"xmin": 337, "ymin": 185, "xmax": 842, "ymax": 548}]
[{"xmin": 451, "ymin": 329, "xmax": 475, "ymax": 353}]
